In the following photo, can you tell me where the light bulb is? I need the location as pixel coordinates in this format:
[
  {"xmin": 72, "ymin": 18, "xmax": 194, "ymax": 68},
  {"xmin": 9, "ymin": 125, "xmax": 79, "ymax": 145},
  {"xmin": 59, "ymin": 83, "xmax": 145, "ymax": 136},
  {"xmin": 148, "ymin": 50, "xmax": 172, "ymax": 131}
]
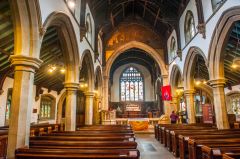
[
  {"xmin": 84, "ymin": 83, "xmax": 88, "ymax": 87},
  {"xmin": 51, "ymin": 66, "xmax": 57, "ymax": 71},
  {"xmin": 67, "ymin": 0, "xmax": 75, "ymax": 9},
  {"xmin": 48, "ymin": 68, "xmax": 53, "ymax": 73},
  {"xmin": 60, "ymin": 68, "xmax": 65, "ymax": 74},
  {"xmin": 203, "ymin": 80, "xmax": 207, "ymax": 84},
  {"xmin": 231, "ymin": 64, "xmax": 238, "ymax": 69},
  {"xmin": 80, "ymin": 84, "xmax": 84, "ymax": 88},
  {"xmin": 195, "ymin": 80, "xmax": 201, "ymax": 85}
]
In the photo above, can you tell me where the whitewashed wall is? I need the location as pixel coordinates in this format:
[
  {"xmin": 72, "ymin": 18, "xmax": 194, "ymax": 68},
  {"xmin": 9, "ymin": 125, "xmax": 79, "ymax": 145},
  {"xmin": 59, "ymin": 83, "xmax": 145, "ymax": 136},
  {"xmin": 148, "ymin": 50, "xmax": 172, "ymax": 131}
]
[
  {"xmin": 110, "ymin": 63, "xmax": 155, "ymax": 102},
  {"xmin": 0, "ymin": 77, "xmax": 64, "ymax": 126},
  {"xmin": 169, "ymin": 0, "xmax": 240, "ymax": 79}
]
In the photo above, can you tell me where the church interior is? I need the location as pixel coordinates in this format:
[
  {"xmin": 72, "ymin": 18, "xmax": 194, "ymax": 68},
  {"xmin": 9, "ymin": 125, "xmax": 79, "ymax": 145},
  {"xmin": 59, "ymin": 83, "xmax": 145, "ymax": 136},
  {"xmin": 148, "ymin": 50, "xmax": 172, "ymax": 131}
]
[{"xmin": 1, "ymin": 0, "xmax": 240, "ymax": 158}]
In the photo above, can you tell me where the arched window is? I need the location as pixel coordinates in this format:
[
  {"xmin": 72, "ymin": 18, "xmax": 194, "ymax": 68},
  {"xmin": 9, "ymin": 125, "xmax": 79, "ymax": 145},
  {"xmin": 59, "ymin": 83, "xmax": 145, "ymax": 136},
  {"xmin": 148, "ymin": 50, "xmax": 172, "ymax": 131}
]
[
  {"xmin": 211, "ymin": 0, "xmax": 225, "ymax": 11},
  {"xmin": 226, "ymin": 93, "xmax": 240, "ymax": 114},
  {"xmin": 184, "ymin": 11, "xmax": 196, "ymax": 44},
  {"xmin": 120, "ymin": 66, "xmax": 144, "ymax": 101},
  {"xmin": 169, "ymin": 37, "xmax": 176, "ymax": 62},
  {"xmin": 86, "ymin": 14, "xmax": 92, "ymax": 45},
  {"xmin": 39, "ymin": 95, "xmax": 56, "ymax": 120}
]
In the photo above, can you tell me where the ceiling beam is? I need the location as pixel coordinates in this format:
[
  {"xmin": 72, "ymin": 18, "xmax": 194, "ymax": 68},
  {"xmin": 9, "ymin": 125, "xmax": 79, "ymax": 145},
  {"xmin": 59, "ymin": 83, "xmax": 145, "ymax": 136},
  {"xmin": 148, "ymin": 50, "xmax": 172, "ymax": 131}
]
[
  {"xmin": 122, "ymin": 3, "xmax": 125, "ymax": 18},
  {"xmin": 154, "ymin": 7, "xmax": 160, "ymax": 27},
  {"xmin": 142, "ymin": 0, "xmax": 147, "ymax": 18},
  {"xmin": 110, "ymin": 12, "xmax": 115, "ymax": 28}
]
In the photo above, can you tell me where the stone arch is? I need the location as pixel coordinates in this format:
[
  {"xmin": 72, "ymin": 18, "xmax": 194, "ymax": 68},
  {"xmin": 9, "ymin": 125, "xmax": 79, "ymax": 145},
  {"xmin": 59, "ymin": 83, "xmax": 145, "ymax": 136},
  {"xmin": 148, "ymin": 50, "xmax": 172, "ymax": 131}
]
[
  {"xmin": 9, "ymin": 0, "xmax": 41, "ymax": 57},
  {"xmin": 56, "ymin": 91, "xmax": 66, "ymax": 124},
  {"xmin": 105, "ymin": 41, "xmax": 168, "ymax": 77},
  {"xmin": 42, "ymin": 12, "xmax": 80, "ymax": 83},
  {"xmin": 95, "ymin": 65, "xmax": 103, "ymax": 96},
  {"xmin": 208, "ymin": 6, "xmax": 240, "ymax": 80},
  {"xmin": 183, "ymin": 46, "xmax": 208, "ymax": 90},
  {"xmin": 80, "ymin": 50, "xmax": 95, "ymax": 92},
  {"xmin": 170, "ymin": 64, "xmax": 183, "ymax": 96}
]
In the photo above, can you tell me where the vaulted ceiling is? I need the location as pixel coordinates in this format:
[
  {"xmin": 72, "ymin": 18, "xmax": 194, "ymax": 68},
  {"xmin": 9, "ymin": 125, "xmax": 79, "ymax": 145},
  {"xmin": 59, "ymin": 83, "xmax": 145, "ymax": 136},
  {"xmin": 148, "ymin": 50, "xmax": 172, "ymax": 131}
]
[
  {"xmin": 110, "ymin": 48, "xmax": 160, "ymax": 84},
  {"xmin": 35, "ymin": 27, "xmax": 65, "ymax": 92},
  {"xmin": 89, "ymin": 0, "xmax": 189, "ymax": 38},
  {"xmin": 224, "ymin": 21, "xmax": 240, "ymax": 86},
  {"xmin": 0, "ymin": 0, "xmax": 14, "ymax": 75}
]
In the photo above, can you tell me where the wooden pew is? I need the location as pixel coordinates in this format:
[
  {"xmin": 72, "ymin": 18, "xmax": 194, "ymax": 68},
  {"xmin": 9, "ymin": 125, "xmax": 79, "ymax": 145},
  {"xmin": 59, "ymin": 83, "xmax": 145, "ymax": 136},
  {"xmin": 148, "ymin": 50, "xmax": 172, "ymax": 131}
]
[
  {"xmin": 223, "ymin": 153, "xmax": 240, "ymax": 159},
  {"xmin": 29, "ymin": 140, "xmax": 137, "ymax": 149},
  {"xmin": 16, "ymin": 148, "xmax": 140, "ymax": 159},
  {"xmin": 188, "ymin": 138, "xmax": 240, "ymax": 159},
  {"xmin": 30, "ymin": 135, "xmax": 135, "ymax": 141},
  {"xmin": 0, "ymin": 135, "xmax": 7, "ymax": 158},
  {"xmin": 201, "ymin": 145, "xmax": 240, "ymax": 159},
  {"xmin": 173, "ymin": 129, "xmax": 240, "ymax": 158}
]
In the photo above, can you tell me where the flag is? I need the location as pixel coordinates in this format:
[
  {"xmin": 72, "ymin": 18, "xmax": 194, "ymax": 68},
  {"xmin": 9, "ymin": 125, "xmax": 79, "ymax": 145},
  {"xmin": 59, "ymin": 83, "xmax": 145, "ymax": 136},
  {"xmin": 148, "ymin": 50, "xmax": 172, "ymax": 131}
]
[{"xmin": 161, "ymin": 85, "xmax": 172, "ymax": 101}]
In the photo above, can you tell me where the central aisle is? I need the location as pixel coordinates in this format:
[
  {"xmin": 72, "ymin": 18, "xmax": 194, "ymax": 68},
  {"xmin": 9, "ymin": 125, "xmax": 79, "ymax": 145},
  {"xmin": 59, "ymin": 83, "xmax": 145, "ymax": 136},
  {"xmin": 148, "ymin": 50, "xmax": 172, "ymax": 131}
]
[{"xmin": 135, "ymin": 134, "xmax": 176, "ymax": 159}]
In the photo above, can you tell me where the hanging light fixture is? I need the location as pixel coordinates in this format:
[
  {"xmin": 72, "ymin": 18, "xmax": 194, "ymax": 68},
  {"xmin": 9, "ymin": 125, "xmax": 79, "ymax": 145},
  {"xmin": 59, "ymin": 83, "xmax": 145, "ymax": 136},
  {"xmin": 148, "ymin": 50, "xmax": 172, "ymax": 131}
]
[{"xmin": 47, "ymin": 63, "xmax": 65, "ymax": 74}]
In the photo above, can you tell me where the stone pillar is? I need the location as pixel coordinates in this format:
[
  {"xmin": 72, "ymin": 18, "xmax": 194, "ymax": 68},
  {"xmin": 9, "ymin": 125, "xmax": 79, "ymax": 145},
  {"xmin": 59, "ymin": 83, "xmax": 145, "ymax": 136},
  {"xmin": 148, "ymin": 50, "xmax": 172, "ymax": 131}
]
[
  {"xmin": 170, "ymin": 96, "xmax": 179, "ymax": 112},
  {"xmin": 7, "ymin": 55, "xmax": 42, "ymax": 159},
  {"xmin": 209, "ymin": 79, "xmax": 229, "ymax": 129},
  {"xmin": 102, "ymin": 75, "xmax": 109, "ymax": 110},
  {"xmin": 184, "ymin": 90, "xmax": 196, "ymax": 123},
  {"xmin": 162, "ymin": 75, "xmax": 171, "ymax": 116},
  {"xmin": 64, "ymin": 82, "xmax": 79, "ymax": 131},
  {"xmin": 85, "ymin": 92, "xmax": 95, "ymax": 125},
  {"xmin": 93, "ymin": 95, "xmax": 102, "ymax": 125}
]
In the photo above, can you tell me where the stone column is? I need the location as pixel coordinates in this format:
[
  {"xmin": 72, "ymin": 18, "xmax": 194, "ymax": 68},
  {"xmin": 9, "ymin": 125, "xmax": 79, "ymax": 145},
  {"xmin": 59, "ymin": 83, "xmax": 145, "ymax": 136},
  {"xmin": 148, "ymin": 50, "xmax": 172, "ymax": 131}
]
[
  {"xmin": 209, "ymin": 79, "xmax": 229, "ymax": 129},
  {"xmin": 64, "ymin": 82, "xmax": 79, "ymax": 131},
  {"xmin": 170, "ymin": 96, "xmax": 179, "ymax": 112},
  {"xmin": 7, "ymin": 55, "xmax": 42, "ymax": 159},
  {"xmin": 102, "ymin": 75, "xmax": 109, "ymax": 110},
  {"xmin": 184, "ymin": 89, "xmax": 196, "ymax": 123},
  {"xmin": 162, "ymin": 75, "xmax": 171, "ymax": 116},
  {"xmin": 93, "ymin": 95, "xmax": 102, "ymax": 124},
  {"xmin": 85, "ymin": 92, "xmax": 95, "ymax": 125}
]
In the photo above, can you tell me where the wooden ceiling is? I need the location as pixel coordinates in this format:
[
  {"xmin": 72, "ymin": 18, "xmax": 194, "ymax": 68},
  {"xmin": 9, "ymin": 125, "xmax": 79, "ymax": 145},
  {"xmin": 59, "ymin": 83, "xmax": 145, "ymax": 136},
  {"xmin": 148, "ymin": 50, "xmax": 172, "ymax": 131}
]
[
  {"xmin": 89, "ymin": 0, "xmax": 188, "ymax": 37},
  {"xmin": 194, "ymin": 55, "xmax": 209, "ymax": 81},
  {"xmin": 224, "ymin": 21, "xmax": 240, "ymax": 86},
  {"xmin": 0, "ymin": 0, "xmax": 14, "ymax": 74},
  {"xmin": 110, "ymin": 48, "xmax": 160, "ymax": 84},
  {"xmin": 34, "ymin": 27, "xmax": 65, "ymax": 92}
]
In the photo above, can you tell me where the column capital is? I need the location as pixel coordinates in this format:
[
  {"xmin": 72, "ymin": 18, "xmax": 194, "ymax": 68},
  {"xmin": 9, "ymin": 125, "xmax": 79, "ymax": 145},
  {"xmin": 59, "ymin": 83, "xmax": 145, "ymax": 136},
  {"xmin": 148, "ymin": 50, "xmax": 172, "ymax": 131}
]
[
  {"xmin": 10, "ymin": 55, "xmax": 43, "ymax": 72},
  {"xmin": 208, "ymin": 78, "xmax": 226, "ymax": 88},
  {"xmin": 64, "ymin": 82, "xmax": 79, "ymax": 91},
  {"xmin": 103, "ymin": 75, "xmax": 109, "ymax": 80},
  {"xmin": 184, "ymin": 89, "xmax": 195, "ymax": 95},
  {"xmin": 161, "ymin": 74, "xmax": 168, "ymax": 79},
  {"xmin": 84, "ymin": 91, "xmax": 95, "ymax": 97}
]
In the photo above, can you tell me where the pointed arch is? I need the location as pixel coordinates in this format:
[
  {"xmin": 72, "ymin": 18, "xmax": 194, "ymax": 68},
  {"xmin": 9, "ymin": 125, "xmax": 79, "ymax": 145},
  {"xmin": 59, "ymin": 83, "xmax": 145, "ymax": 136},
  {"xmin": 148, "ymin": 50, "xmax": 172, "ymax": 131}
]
[
  {"xmin": 183, "ymin": 46, "xmax": 208, "ymax": 90},
  {"xmin": 170, "ymin": 64, "xmax": 183, "ymax": 96},
  {"xmin": 208, "ymin": 6, "xmax": 240, "ymax": 80},
  {"xmin": 42, "ymin": 12, "xmax": 80, "ymax": 83},
  {"xmin": 81, "ymin": 50, "xmax": 95, "ymax": 91}
]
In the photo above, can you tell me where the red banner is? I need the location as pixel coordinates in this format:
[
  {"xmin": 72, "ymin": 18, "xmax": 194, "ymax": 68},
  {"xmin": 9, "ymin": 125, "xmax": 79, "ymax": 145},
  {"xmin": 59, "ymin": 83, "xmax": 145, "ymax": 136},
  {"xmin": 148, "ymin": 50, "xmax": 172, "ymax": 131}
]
[{"xmin": 161, "ymin": 85, "xmax": 172, "ymax": 101}]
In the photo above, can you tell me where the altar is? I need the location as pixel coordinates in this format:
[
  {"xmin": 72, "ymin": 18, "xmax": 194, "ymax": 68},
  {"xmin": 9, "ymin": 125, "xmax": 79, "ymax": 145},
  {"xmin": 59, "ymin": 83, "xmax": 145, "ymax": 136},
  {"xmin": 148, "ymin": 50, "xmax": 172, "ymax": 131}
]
[{"xmin": 123, "ymin": 104, "xmax": 142, "ymax": 118}]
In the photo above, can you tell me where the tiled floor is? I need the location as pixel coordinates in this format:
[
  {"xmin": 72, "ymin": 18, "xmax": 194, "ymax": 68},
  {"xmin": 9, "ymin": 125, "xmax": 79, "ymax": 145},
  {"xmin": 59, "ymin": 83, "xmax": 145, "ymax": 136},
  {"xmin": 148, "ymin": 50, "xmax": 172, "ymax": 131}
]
[{"xmin": 136, "ymin": 134, "xmax": 177, "ymax": 159}]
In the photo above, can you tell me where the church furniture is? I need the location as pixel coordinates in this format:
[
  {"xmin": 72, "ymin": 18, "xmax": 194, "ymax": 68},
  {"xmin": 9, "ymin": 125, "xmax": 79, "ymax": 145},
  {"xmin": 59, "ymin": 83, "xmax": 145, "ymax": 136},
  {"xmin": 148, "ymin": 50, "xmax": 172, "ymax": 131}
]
[
  {"xmin": 223, "ymin": 153, "xmax": 240, "ymax": 159},
  {"xmin": 188, "ymin": 138, "xmax": 240, "ymax": 159},
  {"xmin": 0, "ymin": 135, "xmax": 7, "ymax": 158},
  {"xmin": 15, "ymin": 148, "xmax": 140, "ymax": 159},
  {"xmin": 201, "ymin": 145, "xmax": 240, "ymax": 159}
]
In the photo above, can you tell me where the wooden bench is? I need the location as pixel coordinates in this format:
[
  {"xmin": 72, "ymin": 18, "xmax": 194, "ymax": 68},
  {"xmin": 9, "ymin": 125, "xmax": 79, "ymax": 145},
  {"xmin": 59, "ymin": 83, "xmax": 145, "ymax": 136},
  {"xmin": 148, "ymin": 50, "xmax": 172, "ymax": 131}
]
[
  {"xmin": 201, "ymin": 145, "xmax": 240, "ymax": 159},
  {"xmin": 223, "ymin": 153, "xmax": 240, "ymax": 159},
  {"xmin": 173, "ymin": 129, "xmax": 240, "ymax": 158},
  {"xmin": 30, "ymin": 135, "xmax": 135, "ymax": 141},
  {"xmin": 29, "ymin": 140, "xmax": 137, "ymax": 149},
  {"xmin": 16, "ymin": 148, "xmax": 140, "ymax": 159},
  {"xmin": 188, "ymin": 138, "xmax": 240, "ymax": 159}
]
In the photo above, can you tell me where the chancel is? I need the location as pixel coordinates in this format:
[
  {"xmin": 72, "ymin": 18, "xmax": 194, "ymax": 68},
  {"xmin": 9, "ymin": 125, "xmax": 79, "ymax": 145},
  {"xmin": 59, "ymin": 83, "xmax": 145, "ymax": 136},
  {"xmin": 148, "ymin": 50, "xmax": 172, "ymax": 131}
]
[{"xmin": 0, "ymin": 0, "xmax": 240, "ymax": 159}]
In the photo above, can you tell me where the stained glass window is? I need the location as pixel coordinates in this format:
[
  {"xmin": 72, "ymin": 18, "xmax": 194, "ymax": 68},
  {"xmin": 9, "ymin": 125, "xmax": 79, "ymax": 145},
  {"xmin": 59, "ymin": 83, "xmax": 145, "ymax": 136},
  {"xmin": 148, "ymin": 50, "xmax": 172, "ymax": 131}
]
[
  {"xmin": 40, "ymin": 95, "xmax": 55, "ymax": 120},
  {"xmin": 120, "ymin": 66, "xmax": 144, "ymax": 101}
]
